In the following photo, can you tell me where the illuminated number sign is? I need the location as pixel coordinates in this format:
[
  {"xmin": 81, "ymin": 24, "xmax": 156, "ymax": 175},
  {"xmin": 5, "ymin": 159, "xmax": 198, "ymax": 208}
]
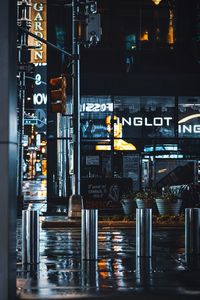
[{"xmin": 82, "ymin": 103, "xmax": 113, "ymax": 112}]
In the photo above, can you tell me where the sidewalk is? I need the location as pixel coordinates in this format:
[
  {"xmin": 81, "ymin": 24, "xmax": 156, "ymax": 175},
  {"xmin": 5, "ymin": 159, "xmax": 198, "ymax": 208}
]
[
  {"xmin": 17, "ymin": 181, "xmax": 200, "ymax": 299},
  {"xmin": 16, "ymin": 214, "xmax": 200, "ymax": 300},
  {"xmin": 41, "ymin": 215, "xmax": 184, "ymax": 229}
]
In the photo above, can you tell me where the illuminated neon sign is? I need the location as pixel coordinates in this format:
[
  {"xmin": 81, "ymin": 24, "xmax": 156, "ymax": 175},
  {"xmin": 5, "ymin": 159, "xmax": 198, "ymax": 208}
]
[{"xmin": 29, "ymin": 0, "xmax": 47, "ymax": 63}]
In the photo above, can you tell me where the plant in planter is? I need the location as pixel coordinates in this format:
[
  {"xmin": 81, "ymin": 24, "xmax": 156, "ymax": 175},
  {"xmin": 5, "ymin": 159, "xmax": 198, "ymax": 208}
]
[
  {"xmin": 120, "ymin": 192, "xmax": 136, "ymax": 215},
  {"xmin": 155, "ymin": 187, "xmax": 183, "ymax": 216},
  {"xmin": 134, "ymin": 189, "xmax": 158, "ymax": 209}
]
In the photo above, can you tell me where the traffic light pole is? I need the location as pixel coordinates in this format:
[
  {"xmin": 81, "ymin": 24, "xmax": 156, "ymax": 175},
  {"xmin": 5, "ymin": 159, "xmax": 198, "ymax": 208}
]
[
  {"xmin": 72, "ymin": 0, "xmax": 81, "ymax": 195},
  {"xmin": 17, "ymin": 71, "xmax": 26, "ymax": 198}
]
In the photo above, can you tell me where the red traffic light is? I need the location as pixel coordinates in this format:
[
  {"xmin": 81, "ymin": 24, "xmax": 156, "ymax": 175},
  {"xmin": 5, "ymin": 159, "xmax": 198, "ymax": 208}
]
[{"xmin": 50, "ymin": 75, "xmax": 66, "ymax": 114}]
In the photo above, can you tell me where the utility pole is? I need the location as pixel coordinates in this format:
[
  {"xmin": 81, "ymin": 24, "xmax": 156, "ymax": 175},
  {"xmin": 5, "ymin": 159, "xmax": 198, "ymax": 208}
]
[
  {"xmin": 68, "ymin": 0, "xmax": 101, "ymax": 216},
  {"xmin": 72, "ymin": 0, "xmax": 81, "ymax": 195}
]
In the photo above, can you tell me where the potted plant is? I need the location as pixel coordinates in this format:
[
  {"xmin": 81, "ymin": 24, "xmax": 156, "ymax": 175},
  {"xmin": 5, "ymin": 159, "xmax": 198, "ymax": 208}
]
[
  {"xmin": 134, "ymin": 189, "xmax": 158, "ymax": 209},
  {"xmin": 155, "ymin": 186, "xmax": 183, "ymax": 216},
  {"xmin": 120, "ymin": 192, "xmax": 135, "ymax": 215}
]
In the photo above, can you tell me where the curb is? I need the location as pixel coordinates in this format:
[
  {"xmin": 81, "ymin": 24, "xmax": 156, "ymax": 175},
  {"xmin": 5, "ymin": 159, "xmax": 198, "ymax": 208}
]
[{"xmin": 41, "ymin": 220, "xmax": 184, "ymax": 229}]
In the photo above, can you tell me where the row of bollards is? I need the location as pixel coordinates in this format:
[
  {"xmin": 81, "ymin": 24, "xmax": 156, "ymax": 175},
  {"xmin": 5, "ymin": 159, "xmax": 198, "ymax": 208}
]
[
  {"xmin": 135, "ymin": 207, "xmax": 200, "ymax": 258},
  {"xmin": 21, "ymin": 208, "xmax": 200, "ymax": 264}
]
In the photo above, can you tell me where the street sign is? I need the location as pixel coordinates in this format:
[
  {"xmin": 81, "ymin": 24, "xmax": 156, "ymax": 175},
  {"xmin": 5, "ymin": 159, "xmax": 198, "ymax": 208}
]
[{"xmin": 24, "ymin": 118, "xmax": 38, "ymax": 125}]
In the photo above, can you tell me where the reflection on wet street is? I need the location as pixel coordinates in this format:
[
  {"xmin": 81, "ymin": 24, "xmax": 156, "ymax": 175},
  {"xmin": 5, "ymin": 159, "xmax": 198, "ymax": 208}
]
[
  {"xmin": 16, "ymin": 221, "xmax": 200, "ymax": 299},
  {"xmin": 23, "ymin": 179, "xmax": 47, "ymax": 202},
  {"xmin": 17, "ymin": 180, "xmax": 200, "ymax": 299}
]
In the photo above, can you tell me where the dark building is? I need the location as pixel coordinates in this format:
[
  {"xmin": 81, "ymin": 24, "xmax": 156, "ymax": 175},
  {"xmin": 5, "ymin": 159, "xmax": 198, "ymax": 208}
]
[{"xmin": 47, "ymin": 0, "xmax": 200, "ymax": 207}]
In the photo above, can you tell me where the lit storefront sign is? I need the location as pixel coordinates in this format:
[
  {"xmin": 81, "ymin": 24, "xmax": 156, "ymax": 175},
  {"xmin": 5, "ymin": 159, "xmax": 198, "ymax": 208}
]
[
  {"xmin": 82, "ymin": 102, "xmax": 113, "ymax": 112},
  {"xmin": 81, "ymin": 97, "xmax": 200, "ymax": 149},
  {"xmin": 117, "ymin": 116, "xmax": 172, "ymax": 127},
  {"xmin": 32, "ymin": 64, "xmax": 47, "ymax": 132},
  {"xmin": 178, "ymin": 114, "xmax": 200, "ymax": 135},
  {"xmin": 118, "ymin": 115, "xmax": 200, "ymax": 135},
  {"xmin": 29, "ymin": 0, "xmax": 47, "ymax": 63},
  {"xmin": 27, "ymin": 1, "xmax": 47, "ymax": 133}
]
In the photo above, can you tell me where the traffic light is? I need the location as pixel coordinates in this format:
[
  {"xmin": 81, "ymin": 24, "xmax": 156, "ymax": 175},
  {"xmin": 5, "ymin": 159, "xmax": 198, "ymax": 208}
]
[{"xmin": 50, "ymin": 75, "xmax": 66, "ymax": 114}]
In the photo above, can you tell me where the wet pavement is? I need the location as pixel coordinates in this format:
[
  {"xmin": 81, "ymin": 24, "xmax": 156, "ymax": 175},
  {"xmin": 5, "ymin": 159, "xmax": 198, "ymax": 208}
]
[
  {"xmin": 16, "ymin": 180, "xmax": 200, "ymax": 299},
  {"xmin": 23, "ymin": 179, "xmax": 47, "ymax": 202}
]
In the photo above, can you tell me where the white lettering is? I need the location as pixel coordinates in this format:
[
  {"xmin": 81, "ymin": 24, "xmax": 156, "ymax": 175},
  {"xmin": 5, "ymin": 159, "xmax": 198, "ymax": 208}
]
[
  {"xmin": 100, "ymin": 103, "xmax": 106, "ymax": 111},
  {"xmin": 182, "ymin": 125, "xmax": 192, "ymax": 133},
  {"xmin": 35, "ymin": 51, "xmax": 43, "ymax": 60},
  {"xmin": 178, "ymin": 124, "xmax": 200, "ymax": 134},
  {"xmin": 107, "ymin": 103, "xmax": 113, "ymax": 111},
  {"xmin": 194, "ymin": 125, "xmax": 200, "ymax": 133},
  {"xmin": 144, "ymin": 117, "xmax": 152, "ymax": 126},
  {"xmin": 134, "ymin": 117, "xmax": 142, "ymax": 126},
  {"xmin": 33, "ymin": 3, "xmax": 43, "ymax": 12},
  {"xmin": 164, "ymin": 117, "xmax": 173, "ymax": 126},
  {"xmin": 35, "ymin": 41, "xmax": 43, "ymax": 50},
  {"xmin": 34, "ymin": 31, "xmax": 44, "ymax": 39},
  {"xmin": 35, "ymin": 74, "xmax": 41, "ymax": 85},
  {"xmin": 154, "ymin": 117, "xmax": 163, "ymax": 126},
  {"xmin": 122, "ymin": 117, "xmax": 132, "ymax": 126},
  {"xmin": 33, "ymin": 93, "xmax": 47, "ymax": 105},
  {"xmin": 93, "ymin": 104, "xmax": 100, "ymax": 111},
  {"xmin": 34, "ymin": 12, "xmax": 43, "ymax": 21},
  {"xmin": 34, "ymin": 22, "xmax": 43, "ymax": 31},
  {"xmin": 82, "ymin": 103, "xmax": 113, "ymax": 112}
]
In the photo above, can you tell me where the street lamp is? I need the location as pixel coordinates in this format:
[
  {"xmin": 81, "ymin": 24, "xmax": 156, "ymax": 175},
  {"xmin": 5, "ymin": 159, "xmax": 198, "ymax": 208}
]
[{"xmin": 152, "ymin": 0, "xmax": 162, "ymax": 5}]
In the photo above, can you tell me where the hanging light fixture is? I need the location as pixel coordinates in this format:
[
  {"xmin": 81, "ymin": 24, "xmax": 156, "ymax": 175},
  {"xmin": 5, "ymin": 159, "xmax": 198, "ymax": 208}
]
[{"xmin": 152, "ymin": 0, "xmax": 162, "ymax": 5}]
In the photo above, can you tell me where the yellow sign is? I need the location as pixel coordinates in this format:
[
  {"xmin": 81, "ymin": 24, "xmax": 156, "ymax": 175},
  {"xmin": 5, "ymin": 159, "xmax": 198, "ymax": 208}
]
[
  {"xmin": 29, "ymin": 0, "xmax": 47, "ymax": 63},
  {"xmin": 95, "ymin": 116, "xmax": 136, "ymax": 151}
]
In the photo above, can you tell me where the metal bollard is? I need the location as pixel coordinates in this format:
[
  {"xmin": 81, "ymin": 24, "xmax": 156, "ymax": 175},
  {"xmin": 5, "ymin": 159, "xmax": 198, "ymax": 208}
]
[
  {"xmin": 81, "ymin": 209, "xmax": 98, "ymax": 260},
  {"xmin": 22, "ymin": 210, "xmax": 40, "ymax": 264},
  {"xmin": 185, "ymin": 208, "xmax": 200, "ymax": 255},
  {"xmin": 136, "ymin": 208, "xmax": 152, "ymax": 257},
  {"xmin": 81, "ymin": 260, "xmax": 99, "ymax": 287},
  {"xmin": 135, "ymin": 257, "xmax": 153, "ymax": 286}
]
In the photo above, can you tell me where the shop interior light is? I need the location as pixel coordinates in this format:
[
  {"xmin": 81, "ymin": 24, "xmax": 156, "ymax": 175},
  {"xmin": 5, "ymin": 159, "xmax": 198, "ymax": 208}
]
[{"xmin": 152, "ymin": 0, "xmax": 162, "ymax": 5}]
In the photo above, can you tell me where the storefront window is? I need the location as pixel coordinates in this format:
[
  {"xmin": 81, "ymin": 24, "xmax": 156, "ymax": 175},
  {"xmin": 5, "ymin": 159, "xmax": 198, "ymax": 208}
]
[{"xmin": 79, "ymin": 94, "xmax": 200, "ymax": 196}]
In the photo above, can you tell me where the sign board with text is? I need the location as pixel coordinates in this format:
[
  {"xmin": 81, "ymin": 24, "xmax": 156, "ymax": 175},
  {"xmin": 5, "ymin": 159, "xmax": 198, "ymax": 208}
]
[{"xmin": 81, "ymin": 177, "xmax": 133, "ymax": 209}]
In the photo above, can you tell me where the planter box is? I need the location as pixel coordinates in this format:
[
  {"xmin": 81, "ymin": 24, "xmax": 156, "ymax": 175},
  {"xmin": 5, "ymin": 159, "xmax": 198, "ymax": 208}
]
[
  {"xmin": 135, "ymin": 198, "xmax": 153, "ymax": 209},
  {"xmin": 155, "ymin": 198, "xmax": 182, "ymax": 216},
  {"xmin": 121, "ymin": 199, "xmax": 135, "ymax": 215}
]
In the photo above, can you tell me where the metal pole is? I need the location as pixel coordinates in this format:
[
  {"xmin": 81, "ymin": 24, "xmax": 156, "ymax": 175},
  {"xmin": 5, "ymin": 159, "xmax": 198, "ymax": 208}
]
[
  {"xmin": 18, "ymin": 25, "xmax": 73, "ymax": 59},
  {"xmin": 136, "ymin": 208, "xmax": 152, "ymax": 257},
  {"xmin": 135, "ymin": 257, "xmax": 153, "ymax": 286},
  {"xmin": 81, "ymin": 209, "xmax": 98, "ymax": 260},
  {"xmin": 72, "ymin": 0, "xmax": 81, "ymax": 195},
  {"xmin": 22, "ymin": 210, "xmax": 40, "ymax": 264},
  {"xmin": 17, "ymin": 71, "xmax": 26, "ymax": 197},
  {"xmin": 81, "ymin": 260, "xmax": 99, "ymax": 288},
  {"xmin": 185, "ymin": 208, "xmax": 200, "ymax": 255}
]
